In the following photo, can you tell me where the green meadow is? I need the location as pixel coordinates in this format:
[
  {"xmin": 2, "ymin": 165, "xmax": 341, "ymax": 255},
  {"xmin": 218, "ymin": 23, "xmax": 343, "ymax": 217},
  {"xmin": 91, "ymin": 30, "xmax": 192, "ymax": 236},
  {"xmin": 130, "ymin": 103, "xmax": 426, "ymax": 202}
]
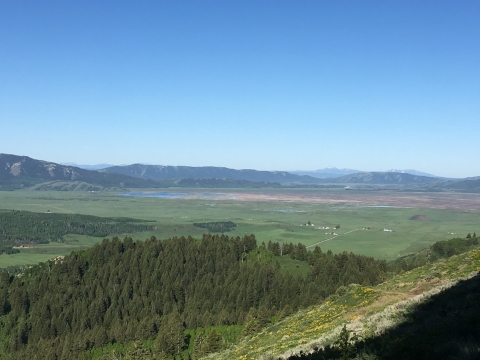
[{"xmin": 0, "ymin": 190, "xmax": 478, "ymax": 268}]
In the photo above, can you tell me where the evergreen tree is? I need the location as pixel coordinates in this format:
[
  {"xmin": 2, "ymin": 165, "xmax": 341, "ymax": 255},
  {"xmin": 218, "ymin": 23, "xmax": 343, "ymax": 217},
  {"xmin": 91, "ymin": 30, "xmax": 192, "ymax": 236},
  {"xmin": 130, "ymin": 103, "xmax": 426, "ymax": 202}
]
[
  {"xmin": 156, "ymin": 311, "xmax": 185, "ymax": 356},
  {"xmin": 334, "ymin": 324, "xmax": 358, "ymax": 360},
  {"xmin": 242, "ymin": 307, "xmax": 265, "ymax": 336},
  {"xmin": 278, "ymin": 304, "xmax": 293, "ymax": 320},
  {"xmin": 203, "ymin": 329, "xmax": 222, "ymax": 354},
  {"xmin": 193, "ymin": 331, "xmax": 206, "ymax": 359}
]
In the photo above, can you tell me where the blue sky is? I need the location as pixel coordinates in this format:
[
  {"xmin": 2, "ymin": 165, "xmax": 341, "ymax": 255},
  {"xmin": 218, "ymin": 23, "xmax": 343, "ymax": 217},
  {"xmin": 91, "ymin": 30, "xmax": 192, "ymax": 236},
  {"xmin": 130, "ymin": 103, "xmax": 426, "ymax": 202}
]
[{"xmin": 1, "ymin": 1, "xmax": 479, "ymax": 177}]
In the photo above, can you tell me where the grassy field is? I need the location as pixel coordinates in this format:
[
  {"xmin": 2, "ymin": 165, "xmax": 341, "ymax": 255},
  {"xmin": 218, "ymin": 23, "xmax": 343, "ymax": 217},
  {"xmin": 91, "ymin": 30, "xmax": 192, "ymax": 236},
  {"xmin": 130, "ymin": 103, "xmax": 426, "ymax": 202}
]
[
  {"xmin": 0, "ymin": 190, "xmax": 479, "ymax": 268},
  {"xmin": 0, "ymin": 234, "xmax": 102, "ymax": 267}
]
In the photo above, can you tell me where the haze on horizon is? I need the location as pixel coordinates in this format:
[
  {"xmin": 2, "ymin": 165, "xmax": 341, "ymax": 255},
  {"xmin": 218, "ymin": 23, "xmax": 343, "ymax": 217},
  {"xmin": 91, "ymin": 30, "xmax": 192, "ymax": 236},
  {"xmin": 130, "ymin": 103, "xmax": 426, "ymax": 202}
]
[{"xmin": 1, "ymin": 1, "xmax": 479, "ymax": 178}]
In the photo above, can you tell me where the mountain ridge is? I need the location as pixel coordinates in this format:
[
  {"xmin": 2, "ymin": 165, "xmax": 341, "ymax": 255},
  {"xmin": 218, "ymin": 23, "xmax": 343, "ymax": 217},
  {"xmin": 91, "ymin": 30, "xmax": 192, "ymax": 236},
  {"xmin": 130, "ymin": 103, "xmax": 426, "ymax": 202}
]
[
  {"xmin": 1, "ymin": 154, "xmax": 480, "ymax": 191},
  {"xmin": 386, "ymin": 168, "xmax": 437, "ymax": 177},
  {"xmin": 101, "ymin": 164, "xmax": 325, "ymax": 184},
  {"xmin": 325, "ymin": 171, "xmax": 440, "ymax": 185},
  {"xmin": 60, "ymin": 163, "xmax": 126, "ymax": 170},
  {"xmin": 290, "ymin": 168, "xmax": 361, "ymax": 179},
  {"xmin": 0, "ymin": 154, "xmax": 160, "ymax": 190}
]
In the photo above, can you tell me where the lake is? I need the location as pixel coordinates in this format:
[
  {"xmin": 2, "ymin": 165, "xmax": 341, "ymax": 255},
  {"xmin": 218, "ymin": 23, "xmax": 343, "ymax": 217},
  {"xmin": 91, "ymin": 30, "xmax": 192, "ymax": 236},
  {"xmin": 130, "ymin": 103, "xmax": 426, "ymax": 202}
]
[{"xmin": 118, "ymin": 192, "xmax": 236, "ymax": 200}]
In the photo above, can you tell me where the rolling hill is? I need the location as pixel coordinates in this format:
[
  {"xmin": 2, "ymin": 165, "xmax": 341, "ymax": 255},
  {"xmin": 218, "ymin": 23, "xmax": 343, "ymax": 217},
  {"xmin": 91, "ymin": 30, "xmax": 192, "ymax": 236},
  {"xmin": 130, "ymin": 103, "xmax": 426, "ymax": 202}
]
[{"xmin": 434, "ymin": 177, "xmax": 480, "ymax": 193}]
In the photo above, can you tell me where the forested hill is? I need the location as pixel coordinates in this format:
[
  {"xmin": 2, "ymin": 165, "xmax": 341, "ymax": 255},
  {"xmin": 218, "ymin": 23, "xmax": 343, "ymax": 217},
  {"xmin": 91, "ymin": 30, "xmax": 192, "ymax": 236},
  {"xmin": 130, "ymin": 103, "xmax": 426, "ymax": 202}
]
[
  {"xmin": 101, "ymin": 164, "xmax": 324, "ymax": 184},
  {"xmin": 0, "ymin": 234, "xmax": 386, "ymax": 359},
  {"xmin": 0, "ymin": 154, "xmax": 160, "ymax": 190}
]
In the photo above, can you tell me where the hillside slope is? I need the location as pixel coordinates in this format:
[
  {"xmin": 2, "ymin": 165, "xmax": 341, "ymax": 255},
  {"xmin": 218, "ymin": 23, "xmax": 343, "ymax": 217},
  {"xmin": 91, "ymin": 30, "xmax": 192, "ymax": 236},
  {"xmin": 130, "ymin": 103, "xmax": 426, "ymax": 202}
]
[
  {"xmin": 434, "ymin": 178, "xmax": 480, "ymax": 193},
  {"xmin": 209, "ymin": 249, "xmax": 480, "ymax": 360},
  {"xmin": 0, "ymin": 154, "xmax": 160, "ymax": 190}
]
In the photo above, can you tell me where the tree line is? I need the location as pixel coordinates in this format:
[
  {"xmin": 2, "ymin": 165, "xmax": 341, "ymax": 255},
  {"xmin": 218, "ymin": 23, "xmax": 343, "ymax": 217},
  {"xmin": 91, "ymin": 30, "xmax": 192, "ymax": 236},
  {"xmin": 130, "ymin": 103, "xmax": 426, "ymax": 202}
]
[
  {"xmin": 0, "ymin": 210, "xmax": 155, "ymax": 245},
  {"xmin": 192, "ymin": 221, "xmax": 237, "ymax": 233}
]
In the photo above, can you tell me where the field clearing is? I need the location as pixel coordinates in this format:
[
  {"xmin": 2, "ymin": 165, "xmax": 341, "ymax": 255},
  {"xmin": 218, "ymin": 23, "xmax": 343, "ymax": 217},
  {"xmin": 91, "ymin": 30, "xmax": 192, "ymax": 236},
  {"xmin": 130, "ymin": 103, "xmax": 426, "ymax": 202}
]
[
  {"xmin": 0, "ymin": 189, "xmax": 479, "ymax": 267},
  {"xmin": 0, "ymin": 234, "xmax": 104, "ymax": 267}
]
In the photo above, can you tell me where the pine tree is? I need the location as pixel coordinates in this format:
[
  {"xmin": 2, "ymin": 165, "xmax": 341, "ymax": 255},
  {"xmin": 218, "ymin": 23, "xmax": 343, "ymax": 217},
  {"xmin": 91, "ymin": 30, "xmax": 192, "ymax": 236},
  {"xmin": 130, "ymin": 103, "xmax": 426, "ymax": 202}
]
[
  {"xmin": 59, "ymin": 333, "xmax": 74, "ymax": 360},
  {"xmin": 93, "ymin": 325, "xmax": 109, "ymax": 348},
  {"xmin": 193, "ymin": 331, "xmax": 206, "ymax": 359},
  {"xmin": 256, "ymin": 305, "xmax": 270, "ymax": 328},
  {"xmin": 334, "ymin": 324, "xmax": 358, "ymax": 360},
  {"xmin": 203, "ymin": 329, "xmax": 222, "ymax": 354},
  {"xmin": 242, "ymin": 308, "xmax": 261, "ymax": 336},
  {"xmin": 278, "ymin": 304, "xmax": 293, "ymax": 320},
  {"xmin": 156, "ymin": 311, "xmax": 185, "ymax": 356},
  {"xmin": 124, "ymin": 341, "xmax": 152, "ymax": 359}
]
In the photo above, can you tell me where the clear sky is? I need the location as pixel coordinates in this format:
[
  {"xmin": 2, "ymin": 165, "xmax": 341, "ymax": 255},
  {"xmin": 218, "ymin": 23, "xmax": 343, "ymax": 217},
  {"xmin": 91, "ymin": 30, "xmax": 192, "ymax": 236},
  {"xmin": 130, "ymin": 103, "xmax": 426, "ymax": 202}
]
[{"xmin": 1, "ymin": 1, "xmax": 479, "ymax": 178}]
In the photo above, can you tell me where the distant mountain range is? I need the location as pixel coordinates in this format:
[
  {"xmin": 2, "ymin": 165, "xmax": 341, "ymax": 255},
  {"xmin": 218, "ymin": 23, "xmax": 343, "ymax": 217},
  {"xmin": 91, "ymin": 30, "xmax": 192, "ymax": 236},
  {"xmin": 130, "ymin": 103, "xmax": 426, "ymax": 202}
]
[
  {"xmin": 325, "ymin": 172, "xmax": 440, "ymax": 185},
  {"xmin": 66, "ymin": 164, "xmax": 439, "ymax": 179},
  {"xmin": 291, "ymin": 167, "xmax": 439, "ymax": 179},
  {"xmin": 60, "ymin": 163, "xmax": 122, "ymax": 171},
  {"xmin": 100, "ymin": 164, "xmax": 324, "ymax": 184},
  {"xmin": 1, "ymin": 154, "xmax": 479, "ymax": 192},
  {"xmin": 290, "ymin": 167, "xmax": 361, "ymax": 178},
  {"xmin": 386, "ymin": 169, "xmax": 438, "ymax": 177}
]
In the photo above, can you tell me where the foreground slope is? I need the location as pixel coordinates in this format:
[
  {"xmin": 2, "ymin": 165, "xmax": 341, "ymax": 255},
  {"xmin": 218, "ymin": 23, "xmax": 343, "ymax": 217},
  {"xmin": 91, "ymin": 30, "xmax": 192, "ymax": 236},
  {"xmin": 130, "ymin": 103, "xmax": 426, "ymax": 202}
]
[{"xmin": 209, "ymin": 249, "xmax": 480, "ymax": 360}]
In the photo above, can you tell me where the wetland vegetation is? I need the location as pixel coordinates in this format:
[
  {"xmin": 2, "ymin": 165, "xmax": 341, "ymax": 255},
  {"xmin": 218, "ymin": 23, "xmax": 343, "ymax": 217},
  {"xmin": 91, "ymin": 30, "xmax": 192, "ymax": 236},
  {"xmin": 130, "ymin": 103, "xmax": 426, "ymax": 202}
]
[{"xmin": 1, "ymin": 190, "xmax": 479, "ymax": 269}]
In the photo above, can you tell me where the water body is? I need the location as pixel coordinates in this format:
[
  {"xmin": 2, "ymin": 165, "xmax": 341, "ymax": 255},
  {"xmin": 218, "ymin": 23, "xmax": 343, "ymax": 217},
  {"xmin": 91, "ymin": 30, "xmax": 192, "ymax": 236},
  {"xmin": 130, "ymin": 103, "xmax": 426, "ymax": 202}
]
[
  {"xmin": 118, "ymin": 192, "xmax": 236, "ymax": 200},
  {"xmin": 365, "ymin": 205, "xmax": 411, "ymax": 208},
  {"xmin": 119, "ymin": 192, "xmax": 188, "ymax": 199}
]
